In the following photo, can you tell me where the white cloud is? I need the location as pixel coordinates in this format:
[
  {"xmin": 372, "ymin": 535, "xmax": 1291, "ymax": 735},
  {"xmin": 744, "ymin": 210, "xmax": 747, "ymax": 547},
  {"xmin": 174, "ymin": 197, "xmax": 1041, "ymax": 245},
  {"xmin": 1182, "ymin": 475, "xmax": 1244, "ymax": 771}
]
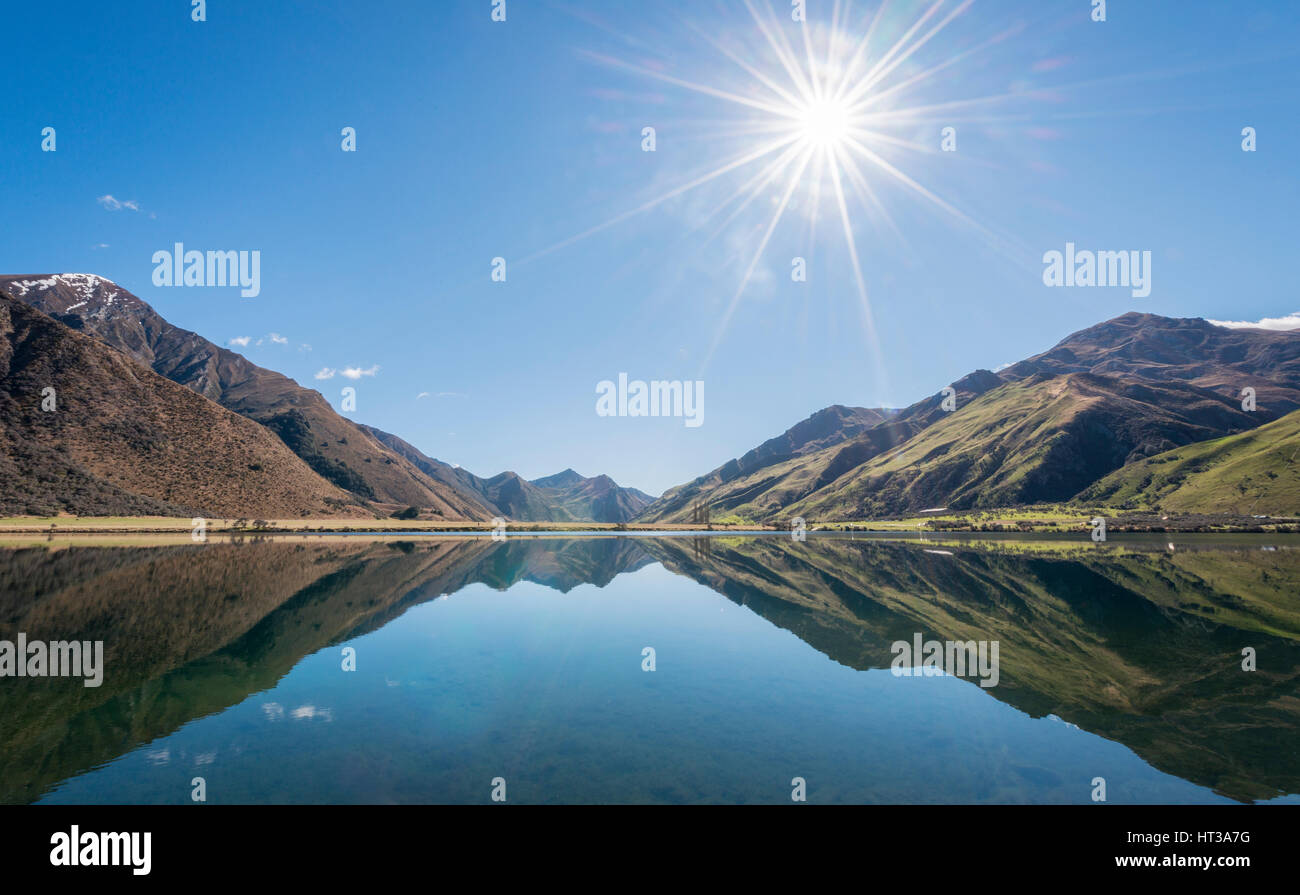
[
  {"xmin": 268, "ymin": 332, "xmax": 288, "ymax": 345},
  {"xmin": 1208, "ymin": 312, "xmax": 1300, "ymax": 332},
  {"xmin": 96, "ymin": 195, "xmax": 142, "ymax": 212},
  {"xmin": 993, "ymin": 362, "xmax": 1013, "ymax": 372},
  {"xmin": 417, "ymin": 392, "xmax": 431, "ymax": 399},
  {"xmin": 229, "ymin": 336, "xmax": 252, "ymax": 347},
  {"xmin": 316, "ymin": 364, "xmax": 378, "ymax": 381},
  {"xmin": 92, "ymin": 243, "xmax": 110, "ymax": 250}
]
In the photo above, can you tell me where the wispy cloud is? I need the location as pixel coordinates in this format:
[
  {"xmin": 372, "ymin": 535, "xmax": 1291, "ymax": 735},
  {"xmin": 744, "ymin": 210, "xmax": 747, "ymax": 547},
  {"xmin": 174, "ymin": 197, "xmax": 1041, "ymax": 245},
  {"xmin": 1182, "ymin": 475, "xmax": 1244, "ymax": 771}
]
[
  {"xmin": 229, "ymin": 336, "xmax": 252, "ymax": 347},
  {"xmin": 340, "ymin": 365, "xmax": 380, "ymax": 380},
  {"xmin": 314, "ymin": 367, "xmax": 337, "ymax": 380},
  {"xmin": 97, "ymin": 195, "xmax": 141, "ymax": 212},
  {"xmin": 91, "ymin": 243, "xmax": 110, "ymax": 250},
  {"xmin": 1208, "ymin": 312, "xmax": 1300, "ymax": 332},
  {"xmin": 268, "ymin": 332, "xmax": 288, "ymax": 345},
  {"xmin": 416, "ymin": 392, "xmax": 431, "ymax": 399}
]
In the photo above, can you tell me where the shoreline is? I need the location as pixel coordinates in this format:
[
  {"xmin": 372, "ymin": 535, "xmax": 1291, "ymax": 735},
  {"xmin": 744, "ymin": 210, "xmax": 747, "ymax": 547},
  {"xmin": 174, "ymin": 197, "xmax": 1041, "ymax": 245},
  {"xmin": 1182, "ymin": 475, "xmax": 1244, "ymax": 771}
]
[{"xmin": 1, "ymin": 511, "xmax": 1298, "ymax": 536}]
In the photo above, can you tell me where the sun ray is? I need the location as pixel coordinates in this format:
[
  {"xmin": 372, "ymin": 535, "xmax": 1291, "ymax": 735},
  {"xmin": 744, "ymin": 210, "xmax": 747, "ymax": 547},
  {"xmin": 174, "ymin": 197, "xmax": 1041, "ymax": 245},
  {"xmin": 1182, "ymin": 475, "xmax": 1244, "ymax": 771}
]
[
  {"xmin": 846, "ymin": 126, "xmax": 940, "ymax": 155},
  {"xmin": 832, "ymin": 142, "xmax": 909, "ymax": 252},
  {"xmin": 827, "ymin": 144, "xmax": 886, "ymax": 385},
  {"xmin": 850, "ymin": 22, "xmax": 1024, "ymax": 114},
  {"xmin": 842, "ymin": 134, "xmax": 983, "ymax": 234},
  {"xmin": 798, "ymin": 2, "xmax": 825, "ymax": 102},
  {"xmin": 742, "ymin": 0, "xmax": 816, "ymax": 100},
  {"xmin": 687, "ymin": 22, "xmax": 808, "ymax": 111},
  {"xmin": 520, "ymin": 131, "xmax": 801, "ymax": 264},
  {"xmin": 842, "ymin": 134, "xmax": 1032, "ymax": 270},
  {"xmin": 698, "ymin": 140, "xmax": 811, "ymax": 246},
  {"xmin": 579, "ymin": 49, "xmax": 798, "ymax": 118},
  {"xmin": 843, "ymin": 0, "xmax": 977, "ymax": 108},
  {"xmin": 834, "ymin": 0, "xmax": 894, "ymax": 103},
  {"xmin": 704, "ymin": 145, "xmax": 816, "ymax": 368},
  {"xmin": 536, "ymin": 0, "xmax": 1046, "ymax": 374},
  {"xmin": 839, "ymin": 0, "xmax": 946, "ymax": 105}
]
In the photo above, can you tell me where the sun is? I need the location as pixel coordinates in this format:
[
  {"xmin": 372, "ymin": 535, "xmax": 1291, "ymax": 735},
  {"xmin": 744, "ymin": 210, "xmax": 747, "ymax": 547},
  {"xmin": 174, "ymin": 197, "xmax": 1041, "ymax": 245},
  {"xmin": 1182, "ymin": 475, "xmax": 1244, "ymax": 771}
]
[
  {"xmin": 795, "ymin": 97, "xmax": 854, "ymax": 149},
  {"xmin": 532, "ymin": 0, "xmax": 1000, "ymax": 370}
]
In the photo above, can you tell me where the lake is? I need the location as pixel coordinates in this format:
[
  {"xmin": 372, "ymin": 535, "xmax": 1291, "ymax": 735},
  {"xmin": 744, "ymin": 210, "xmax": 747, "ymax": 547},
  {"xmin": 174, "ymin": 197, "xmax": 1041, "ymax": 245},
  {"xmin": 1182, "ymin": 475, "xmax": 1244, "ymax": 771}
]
[{"xmin": 1, "ymin": 533, "xmax": 1297, "ymax": 804}]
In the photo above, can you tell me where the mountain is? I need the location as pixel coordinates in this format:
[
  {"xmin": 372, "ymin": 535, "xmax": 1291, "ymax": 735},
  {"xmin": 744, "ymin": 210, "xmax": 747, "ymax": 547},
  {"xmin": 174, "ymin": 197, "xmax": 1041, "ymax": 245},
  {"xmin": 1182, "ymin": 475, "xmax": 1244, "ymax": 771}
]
[
  {"xmin": 636, "ymin": 404, "xmax": 905, "ymax": 522},
  {"xmin": 360, "ymin": 425, "xmax": 653, "ymax": 522},
  {"xmin": 0, "ymin": 536, "xmax": 653, "ymax": 802},
  {"xmin": 1078, "ymin": 406, "xmax": 1300, "ymax": 516},
  {"xmin": 0, "ymin": 291, "xmax": 363, "ymax": 518},
  {"xmin": 4, "ymin": 535, "xmax": 1297, "ymax": 802},
  {"xmin": 531, "ymin": 469, "xmax": 587, "ymax": 490},
  {"xmin": 644, "ymin": 536, "xmax": 1300, "ymax": 802},
  {"xmin": 529, "ymin": 467, "xmax": 652, "ymax": 507},
  {"xmin": 784, "ymin": 371, "xmax": 1259, "ymax": 519},
  {"xmin": 0, "ymin": 274, "xmax": 493, "ymax": 520},
  {"xmin": 1002, "ymin": 312, "xmax": 1300, "ymax": 416},
  {"xmin": 641, "ymin": 313, "xmax": 1300, "ymax": 522},
  {"xmin": 354, "ymin": 424, "xmax": 499, "ymax": 516},
  {"xmin": 637, "ymin": 381, "xmax": 1006, "ymax": 523},
  {"xmin": 0, "ymin": 274, "xmax": 654, "ymax": 522},
  {"xmin": 527, "ymin": 469, "xmax": 654, "ymax": 522},
  {"xmin": 458, "ymin": 469, "xmax": 652, "ymax": 523}
]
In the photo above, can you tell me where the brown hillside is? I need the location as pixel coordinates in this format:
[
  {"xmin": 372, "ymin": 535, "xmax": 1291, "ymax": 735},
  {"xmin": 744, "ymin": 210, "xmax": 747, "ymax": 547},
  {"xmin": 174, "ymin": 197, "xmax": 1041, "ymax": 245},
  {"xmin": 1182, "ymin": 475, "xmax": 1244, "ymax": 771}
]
[
  {"xmin": 0, "ymin": 291, "xmax": 366, "ymax": 518},
  {"xmin": 0, "ymin": 274, "xmax": 492, "ymax": 519}
]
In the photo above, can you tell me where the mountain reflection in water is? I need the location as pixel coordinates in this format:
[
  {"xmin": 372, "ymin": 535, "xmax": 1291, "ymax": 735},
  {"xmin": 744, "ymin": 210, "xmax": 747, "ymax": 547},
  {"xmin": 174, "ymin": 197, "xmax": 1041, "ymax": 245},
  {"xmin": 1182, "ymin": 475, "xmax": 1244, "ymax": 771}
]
[{"xmin": 1, "ymin": 534, "xmax": 1296, "ymax": 804}]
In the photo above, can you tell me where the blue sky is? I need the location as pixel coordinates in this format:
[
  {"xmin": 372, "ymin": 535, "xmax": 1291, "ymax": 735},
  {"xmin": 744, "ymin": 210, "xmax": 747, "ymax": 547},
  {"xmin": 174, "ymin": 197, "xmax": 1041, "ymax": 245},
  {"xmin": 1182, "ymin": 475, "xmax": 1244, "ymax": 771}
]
[{"xmin": 3, "ymin": 0, "xmax": 1298, "ymax": 495}]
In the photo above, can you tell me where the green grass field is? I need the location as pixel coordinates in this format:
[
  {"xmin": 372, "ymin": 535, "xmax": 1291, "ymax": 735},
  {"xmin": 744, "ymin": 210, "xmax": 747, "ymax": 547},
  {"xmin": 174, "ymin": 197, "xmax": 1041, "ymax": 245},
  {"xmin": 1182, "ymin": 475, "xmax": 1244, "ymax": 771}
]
[{"xmin": 3, "ymin": 499, "xmax": 1295, "ymax": 535}]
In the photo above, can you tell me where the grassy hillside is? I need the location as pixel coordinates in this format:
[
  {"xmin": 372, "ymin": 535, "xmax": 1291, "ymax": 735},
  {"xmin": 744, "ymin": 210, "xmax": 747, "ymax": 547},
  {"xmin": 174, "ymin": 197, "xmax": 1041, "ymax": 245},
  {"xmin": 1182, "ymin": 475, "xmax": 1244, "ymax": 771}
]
[
  {"xmin": 784, "ymin": 372, "xmax": 1255, "ymax": 521},
  {"xmin": 1080, "ymin": 407, "xmax": 1300, "ymax": 516},
  {"xmin": 637, "ymin": 403, "xmax": 915, "ymax": 523},
  {"xmin": 643, "ymin": 313, "xmax": 1300, "ymax": 525}
]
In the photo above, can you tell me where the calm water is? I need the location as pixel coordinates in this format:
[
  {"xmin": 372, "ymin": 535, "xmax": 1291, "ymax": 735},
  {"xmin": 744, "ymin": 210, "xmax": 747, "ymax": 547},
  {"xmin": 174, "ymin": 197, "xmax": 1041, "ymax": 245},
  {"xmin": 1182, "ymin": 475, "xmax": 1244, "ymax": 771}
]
[{"xmin": 1, "ymin": 533, "xmax": 1297, "ymax": 805}]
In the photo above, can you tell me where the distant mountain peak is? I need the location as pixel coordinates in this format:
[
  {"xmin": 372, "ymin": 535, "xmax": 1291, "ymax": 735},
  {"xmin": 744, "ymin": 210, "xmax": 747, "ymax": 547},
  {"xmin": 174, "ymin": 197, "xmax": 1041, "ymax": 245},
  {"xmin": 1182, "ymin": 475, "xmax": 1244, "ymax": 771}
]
[
  {"xmin": 952, "ymin": 368, "xmax": 1003, "ymax": 394},
  {"xmin": 0, "ymin": 273, "xmax": 135, "ymax": 319},
  {"xmin": 530, "ymin": 468, "xmax": 587, "ymax": 489}
]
